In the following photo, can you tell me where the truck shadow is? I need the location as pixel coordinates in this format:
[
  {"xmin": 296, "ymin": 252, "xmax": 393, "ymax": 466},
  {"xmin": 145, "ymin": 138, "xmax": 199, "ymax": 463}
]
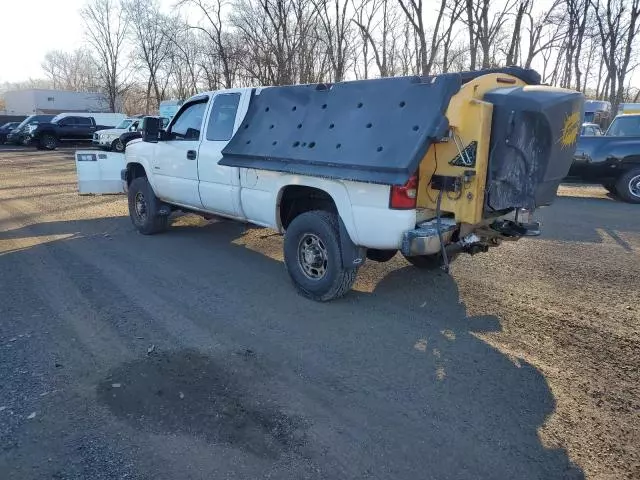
[{"xmin": 0, "ymin": 216, "xmax": 585, "ymax": 479}]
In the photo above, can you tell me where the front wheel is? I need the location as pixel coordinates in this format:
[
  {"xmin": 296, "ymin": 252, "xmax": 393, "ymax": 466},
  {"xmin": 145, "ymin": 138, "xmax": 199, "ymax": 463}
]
[
  {"xmin": 39, "ymin": 134, "xmax": 57, "ymax": 150},
  {"xmin": 614, "ymin": 168, "xmax": 640, "ymax": 204},
  {"xmin": 127, "ymin": 177, "xmax": 169, "ymax": 235},
  {"xmin": 284, "ymin": 210, "xmax": 358, "ymax": 301},
  {"xmin": 112, "ymin": 138, "xmax": 125, "ymax": 153}
]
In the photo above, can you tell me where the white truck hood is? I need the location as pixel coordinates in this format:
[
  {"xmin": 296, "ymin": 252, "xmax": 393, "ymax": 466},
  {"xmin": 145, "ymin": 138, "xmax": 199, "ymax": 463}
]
[{"xmin": 97, "ymin": 128, "xmax": 128, "ymax": 136}]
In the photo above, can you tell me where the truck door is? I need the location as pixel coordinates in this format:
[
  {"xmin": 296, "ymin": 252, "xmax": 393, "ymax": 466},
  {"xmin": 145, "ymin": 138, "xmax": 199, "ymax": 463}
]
[
  {"xmin": 56, "ymin": 116, "xmax": 78, "ymax": 140},
  {"xmin": 76, "ymin": 116, "xmax": 95, "ymax": 140},
  {"xmin": 151, "ymin": 99, "xmax": 208, "ymax": 208},
  {"xmin": 197, "ymin": 91, "xmax": 246, "ymax": 218}
]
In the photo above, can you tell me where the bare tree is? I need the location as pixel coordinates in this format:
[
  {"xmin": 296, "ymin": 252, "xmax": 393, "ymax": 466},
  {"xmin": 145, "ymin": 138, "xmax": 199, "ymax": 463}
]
[
  {"xmin": 81, "ymin": 0, "xmax": 129, "ymax": 111},
  {"xmin": 41, "ymin": 49, "xmax": 100, "ymax": 91},
  {"xmin": 522, "ymin": 0, "xmax": 565, "ymax": 70},
  {"xmin": 231, "ymin": 0, "xmax": 324, "ymax": 85},
  {"xmin": 505, "ymin": 0, "xmax": 530, "ymax": 66},
  {"xmin": 123, "ymin": 0, "xmax": 172, "ymax": 112},
  {"xmin": 312, "ymin": 0, "xmax": 353, "ymax": 81},
  {"xmin": 177, "ymin": 0, "xmax": 237, "ymax": 88},
  {"xmin": 464, "ymin": 0, "xmax": 519, "ymax": 69},
  {"xmin": 353, "ymin": 0, "xmax": 401, "ymax": 77},
  {"xmin": 593, "ymin": 0, "xmax": 640, "ymax": 112},
  {"xmin": 163, "ymin": 18, "xmax": 202, "ymax": 97}
]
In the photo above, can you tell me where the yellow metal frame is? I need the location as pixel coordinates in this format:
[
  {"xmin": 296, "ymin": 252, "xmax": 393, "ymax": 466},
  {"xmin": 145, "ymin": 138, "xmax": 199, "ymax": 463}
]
[{"xmin": 416, "ymin": 73, "xmax": 527, "ymax": 225}]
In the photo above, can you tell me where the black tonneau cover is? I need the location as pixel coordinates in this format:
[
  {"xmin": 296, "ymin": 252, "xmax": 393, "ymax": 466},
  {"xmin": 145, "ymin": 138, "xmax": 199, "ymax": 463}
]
[{"xmin": 220, "ymin": 67, "xmax": 539, "ymax": 185}]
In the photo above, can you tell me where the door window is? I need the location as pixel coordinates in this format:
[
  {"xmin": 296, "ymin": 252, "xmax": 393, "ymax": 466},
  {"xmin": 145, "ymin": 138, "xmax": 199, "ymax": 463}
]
[
  {"xmin": 58, "ymin": 117, "xmax": 77, "ymax": 126},
  {"xmin": 76, "ymin": 117, "xmax": 92, "ymax": 126},
  {"xmin": 170, "ymin": 102, "xmax": 207, "ymax": 140},
  {"xmin": 206, "ymin": 94, "xmax": 240, "ymax": 141}
]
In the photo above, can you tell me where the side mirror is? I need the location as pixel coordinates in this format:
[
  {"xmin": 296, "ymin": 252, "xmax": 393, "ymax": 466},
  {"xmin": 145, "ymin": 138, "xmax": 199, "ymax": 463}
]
[{"xmin": 142, "ymin": 116, "xmax": 161, "ymax": 143}]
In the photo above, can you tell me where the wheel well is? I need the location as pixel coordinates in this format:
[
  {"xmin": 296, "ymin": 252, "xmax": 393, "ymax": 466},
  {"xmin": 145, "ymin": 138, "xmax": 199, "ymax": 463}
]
[
  {"xmin": 126, "ymin": 163, "xmax": 147, "ymax": 185},
  {"xmin": 279, "ymin": 185, "xmax": 337, "ymax": 229},
  {"xmin": 622, "ymin": 156, "xmax": 640, "ymax": 169}
]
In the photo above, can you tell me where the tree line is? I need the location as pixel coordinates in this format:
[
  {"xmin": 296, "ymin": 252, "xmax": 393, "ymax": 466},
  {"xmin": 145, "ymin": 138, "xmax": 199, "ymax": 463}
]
[{"xmin": 28, "ymin": 0, "xmax": 640, "ymax": 114}]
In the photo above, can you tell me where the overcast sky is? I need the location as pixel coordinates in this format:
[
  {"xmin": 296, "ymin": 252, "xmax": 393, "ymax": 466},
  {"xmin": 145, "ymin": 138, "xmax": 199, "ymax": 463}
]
[{"xmin": 1, "ymin": 0, "xmax": 638, "ymax": 88}]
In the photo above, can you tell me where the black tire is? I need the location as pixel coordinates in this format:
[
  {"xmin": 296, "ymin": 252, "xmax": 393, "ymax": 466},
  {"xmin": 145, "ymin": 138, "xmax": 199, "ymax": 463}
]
[
  {"xmin": 112, "ymin": 138, "xmax": 125, "ymax": 153},
  {"xmin": 403, "ymin": 252, "xmax": 458, "ymax": 269},
  {"xmin": 614, "ymin": 168, "xmax": 640, "ymax": 204},
  {"xmin": 366, "ymin": 249, "xmax": 397, "ymax": 262},
  {"xmin": 128, "ymin": 177, "xmax": 169, "ymax": 235},
  {"xmin": 602, "ymin": 182, "xmax": 617, "ymax": 195},
  {"xmin": 39, "ymin": 134, "xmax": 57, "ymax": 150},
  {"xmin": 284, "ymin": 210, "xmax": 358, "ymax": 301}
]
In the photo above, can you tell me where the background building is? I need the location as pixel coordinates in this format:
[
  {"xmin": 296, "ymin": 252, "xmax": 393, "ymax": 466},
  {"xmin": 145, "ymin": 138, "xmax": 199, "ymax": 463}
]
[{"xmin": 2, "ymin": 89, "xmax": 118, "ymax": 115}]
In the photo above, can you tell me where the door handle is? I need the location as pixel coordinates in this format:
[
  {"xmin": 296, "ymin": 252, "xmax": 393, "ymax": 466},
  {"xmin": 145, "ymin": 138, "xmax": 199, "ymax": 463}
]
[{"xmin": 186, "ymin": 150, "xmax": 197, "ymax": 160}]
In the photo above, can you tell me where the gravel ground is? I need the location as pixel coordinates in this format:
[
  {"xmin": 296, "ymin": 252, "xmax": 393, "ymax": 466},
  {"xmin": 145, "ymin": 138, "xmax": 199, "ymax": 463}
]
[{"xmin": 0, "ymin": 150, "xmax": 638, "ymax": 480}]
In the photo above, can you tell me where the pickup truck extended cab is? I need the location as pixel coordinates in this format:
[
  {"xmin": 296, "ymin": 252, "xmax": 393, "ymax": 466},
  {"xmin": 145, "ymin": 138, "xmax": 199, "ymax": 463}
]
[
  {"xmin": 122, "ymin": 67, "xmax": 583, "ymax": 301},
  {"xmin": 93, "ymin": 118, "xmax": 141, "ymax": 152},
  {"xmin": 569, "ymin": 113, "xmax": 640, "ymax": 203},
  {"xmin": 27, "ymin": 113, "xmax": 123, "ymax": 150}
]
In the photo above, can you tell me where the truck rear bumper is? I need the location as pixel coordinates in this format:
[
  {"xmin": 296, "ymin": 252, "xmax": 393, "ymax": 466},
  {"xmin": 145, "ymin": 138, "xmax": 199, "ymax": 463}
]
[{"xmin": 400, "ymin": 218, "xmax": 457, "ymax": 256}]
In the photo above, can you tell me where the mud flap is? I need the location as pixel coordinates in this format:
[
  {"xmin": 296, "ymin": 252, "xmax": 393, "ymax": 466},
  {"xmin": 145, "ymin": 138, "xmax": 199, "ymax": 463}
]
[{"xmin": 339, "ymin": 218, "xmax": 365, "ymax": 269}]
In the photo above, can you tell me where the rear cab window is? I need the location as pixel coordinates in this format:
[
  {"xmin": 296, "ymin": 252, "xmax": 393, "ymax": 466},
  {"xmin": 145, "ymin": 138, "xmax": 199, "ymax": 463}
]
[{"xmin": 206, "ymin": 93, "xmax": 241, "ymax": 141}]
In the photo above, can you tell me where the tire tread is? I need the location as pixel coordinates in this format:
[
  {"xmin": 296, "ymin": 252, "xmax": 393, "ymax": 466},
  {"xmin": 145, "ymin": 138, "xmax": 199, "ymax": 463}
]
[{"xmin": 284, "ymin": 210, "xmax": 358, "ymax": 301}]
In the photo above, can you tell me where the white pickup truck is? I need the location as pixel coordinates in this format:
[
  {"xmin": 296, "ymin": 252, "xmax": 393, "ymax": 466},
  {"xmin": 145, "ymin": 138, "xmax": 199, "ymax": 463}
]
[{"xmin": 122, "ymin": 70, "xmax": 582, "ymax": 301}]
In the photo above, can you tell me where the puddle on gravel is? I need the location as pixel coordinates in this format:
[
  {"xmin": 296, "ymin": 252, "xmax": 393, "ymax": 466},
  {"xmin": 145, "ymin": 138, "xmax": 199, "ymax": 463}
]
[{"xmin": 97, "ymin": 349, "xmax": 308, "ymax": 458}]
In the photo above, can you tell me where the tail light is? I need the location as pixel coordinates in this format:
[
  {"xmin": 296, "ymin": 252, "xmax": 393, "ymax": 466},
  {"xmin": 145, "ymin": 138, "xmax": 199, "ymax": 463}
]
[{"xmin": 390, "ymin": 172, "xmax": 418, "ymax": 209}]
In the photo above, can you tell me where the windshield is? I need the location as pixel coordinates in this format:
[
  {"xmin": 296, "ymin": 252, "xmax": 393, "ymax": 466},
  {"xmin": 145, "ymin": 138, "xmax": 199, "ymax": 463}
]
[
  {"xmin": 116, "ymin": 119, "xmax": 133, "ymax": 129},
  {"xmin": 15, "ymin": 116, "xmax": 36, "ymax": 129},
  {"xmin": 606, "ymin": 116, "xmax": 640, "ymax": 137}
]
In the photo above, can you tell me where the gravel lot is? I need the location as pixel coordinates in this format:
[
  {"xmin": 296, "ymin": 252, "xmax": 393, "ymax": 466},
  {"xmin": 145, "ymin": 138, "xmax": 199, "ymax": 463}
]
[{"xmin": 0, "ymin": 149, "xmax": 638, "ymax": 480}]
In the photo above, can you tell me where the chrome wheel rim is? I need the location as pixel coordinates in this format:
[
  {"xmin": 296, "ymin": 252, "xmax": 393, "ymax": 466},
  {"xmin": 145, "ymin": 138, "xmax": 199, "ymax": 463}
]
[
  {"xmin": 114, "ymin": 140, "xmax": 124, "ymax": 151},
  {"xmin": 298, "ymin": 233, "xmax": 328, "ymax": 280},
  {"xmin": 629, "ymin": 175, "xmax": 640, "ymax": 198},
  {"xmin": 135, "ymin": 192, "xmax": 147, "ymax": 221}
]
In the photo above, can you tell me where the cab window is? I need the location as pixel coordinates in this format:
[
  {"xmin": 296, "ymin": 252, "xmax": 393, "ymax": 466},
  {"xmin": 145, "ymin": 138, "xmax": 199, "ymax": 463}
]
[
  {"xmin": 76, "ymin": 117, "xmax": 92, "ymax": 126},
  {"xmin": 58, "ymin": 117, "xmax": 77, "ymax": 126},
  {"xmin": 170, "ymin": 101, "xmax": 207, "ymax": 140}
]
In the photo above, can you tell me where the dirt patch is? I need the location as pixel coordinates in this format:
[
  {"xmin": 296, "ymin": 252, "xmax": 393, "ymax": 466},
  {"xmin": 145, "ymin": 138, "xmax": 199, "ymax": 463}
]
[{"xmin": 97, "ymin": 349, "xmax": 309, "ymax": 459}]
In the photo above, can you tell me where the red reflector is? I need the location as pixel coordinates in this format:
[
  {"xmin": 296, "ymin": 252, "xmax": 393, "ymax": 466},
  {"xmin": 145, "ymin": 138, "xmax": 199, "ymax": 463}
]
[{"xmin": 390, "ymin": 173, "xmax": 418, "ymax": 209}]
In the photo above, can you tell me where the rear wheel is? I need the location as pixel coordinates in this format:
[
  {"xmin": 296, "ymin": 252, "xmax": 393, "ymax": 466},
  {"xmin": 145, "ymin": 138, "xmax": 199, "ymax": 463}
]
[
  {"xmin": 614, "ymin": 168, "xmax": 640, "ymax": 204},
  {"xmin": 284, "ymin": 210, "xmax": 358, "ymax": 301},
  {"xmin": 128, "ymin": 177, "xmax": 169, "ymax": 234},
  {"xmin": 39, "ymin": 134, "xmax": 57, "ymax": 150}
]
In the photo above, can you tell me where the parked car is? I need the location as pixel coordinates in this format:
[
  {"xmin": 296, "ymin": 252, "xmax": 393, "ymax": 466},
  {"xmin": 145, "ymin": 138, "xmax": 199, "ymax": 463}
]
[
  {"xmin": 116, "ymin": 116, "xmax": 169, "ymax": 152},
  {"xmin": 0, "ymin": 122, "xmax": 21, "ymax": 144},
  {"xmin": 25, "ymin": 112, "xmax": 126, "ymax": 150},
  {"xmin": 93, "ymin": 117, "xmax": 142, "ymax": 151},
  {"xmin": 121, "ymin": 67, "xmax": 582, "ymax": 301},
  {"xmin": 6, "ymin": 115, "xmax": 55, "ymax": 145},
  {"xmin": 569, "ymin": 113, "xmax": 640, "ymax": 202},
  {"xmin": 580, "ymin": 122, "xmax": 603, "ymax": 136}
]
